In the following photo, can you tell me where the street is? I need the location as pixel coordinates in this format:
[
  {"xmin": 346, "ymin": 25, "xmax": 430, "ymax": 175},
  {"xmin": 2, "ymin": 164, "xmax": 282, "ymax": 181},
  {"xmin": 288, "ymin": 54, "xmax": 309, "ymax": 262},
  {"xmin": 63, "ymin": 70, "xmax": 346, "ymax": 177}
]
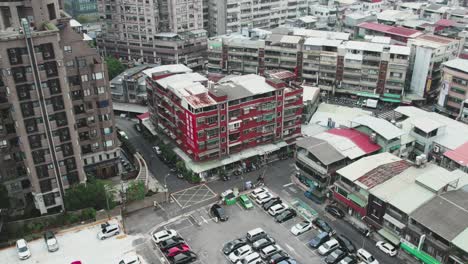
[{"xmin": 117, "ymin": 117, "xmax": 415, "ymax": 264}]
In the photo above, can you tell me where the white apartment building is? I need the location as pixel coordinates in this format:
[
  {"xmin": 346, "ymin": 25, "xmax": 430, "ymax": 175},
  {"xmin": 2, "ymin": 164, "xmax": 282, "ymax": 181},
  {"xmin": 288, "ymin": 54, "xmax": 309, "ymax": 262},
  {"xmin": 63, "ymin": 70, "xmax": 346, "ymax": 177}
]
[
  {"xmin": 207, "ymin": 0, "xmax": 308, "ymax": 36},
  {"xmin": 407, "ymin": 35, "xmax": 461, "ymax": 101}
]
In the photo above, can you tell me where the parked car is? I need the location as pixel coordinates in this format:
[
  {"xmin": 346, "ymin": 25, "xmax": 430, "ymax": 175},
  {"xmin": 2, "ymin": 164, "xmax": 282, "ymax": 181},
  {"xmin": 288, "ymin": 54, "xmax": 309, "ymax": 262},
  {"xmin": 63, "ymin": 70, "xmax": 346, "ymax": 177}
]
[
  {"xmin": 97, "ymin": 224, "xmax": 120, "ymax": 240},
  {"xmin": 170, "ymin": 251, "xmax": 197, "ymax": 264},
  {"xmin": 160, "ymin": 237, "xmax": 185, "ymax": 251},
  {"xmin": 252, "ymin": 236, "xmax": 275, "ymax": 251},
  {"xmin": 336, "ymin": 234, "xmax": 356, "ymax": 253},
  {"xmin": 223, "ymin": 238, "xmax": 247, "ymax": 255},
  {"xmin": 118, "ymin": 130, "xmax": 129, "ymax": 140},
  {"xmin": 325, "ymin": 205, "xmax": 345, "ymax": 218},
  {"xmin": 43, "ymin": 231, "xmax": 59, "ymax": 252},
  {"xmin": 246, "ymin": 228, "xmax": 267, "ymax": 243},
  {"xmin": 308, "ymin": 232, "xmax": 330, "ymax": 249},
  {"xmin": 238, "ymin": 195, "xmax": 254, "ymax": 209},
  {"xmin": 268, "ymin": 203, "xmax": 288, "ymax": 216},
  {"xmin": 268, "ymin": 251, "xmax": 289, "ymax": 264},
  {"xmin": 165, "ymin": 243, "xmax": 190, "ymax": 257},
  {"xmin": 375, "ymin": 241, "xmax": 397, "ymax": 257},
  {"xmin": 356, "ymin": 248, "xmax": 379, "ymax": 264},
  {"xmin": 211, "ymin": 204, "xmax": 229, "ymax": 221},
  {"xmin": 313, "ymin": 218, "xmax": 334, "ymax": 235},
  {"xmin": 324, "ymin": 248, "xmax": 347, "ymax": 264},
  {"xmin": 290, "ymin": 221, "xmax": 312, "ymax": 236},
  {"xmin": 152, "ymin": 146, "xmax": 162, "ymax": 155},
  {"xmin": 339, "ymin": 256, "xmax": 358, "ymax": 264},
  {"xmin": 255, "ymin": 192, "xmax": 273, "ymax": 205},
  {"xmin": 236, "ymin": 252, "xmax": 262, "ymax": 264},
  {"xmin": 16, "ymin": 239, "xmax": 31, "ymax": 260},
  {"xmin": 229, "ymin": 245, "xmax": 253, "ymax": 263},
  {"xmin": 318, "ymin": 239, "xmax": 340, "ymax": 255},
  {"xmin": 251, "ymin": 187, "xmax": 269, "ymax": 199},
  {"xmin": 153, "ymin": 229, "xmax": 178, "ymax": 244},
  {"xmin": 262, "ymin": 197, "xmax": 281, "ymax": 210},
  {"xmin": 275, "ymin": 209, "xmax": 297, "ymax": 223},
  {"xmin": 276, "ymin": 260, "xmax": 296, "ymax": 264},
  {"xmin": 259, "ymin": 245, "xmax": 282, "ymax": 260},
  {"xmin": 119, "ymin": 254, "xmax": 141, "ymax": 264}
]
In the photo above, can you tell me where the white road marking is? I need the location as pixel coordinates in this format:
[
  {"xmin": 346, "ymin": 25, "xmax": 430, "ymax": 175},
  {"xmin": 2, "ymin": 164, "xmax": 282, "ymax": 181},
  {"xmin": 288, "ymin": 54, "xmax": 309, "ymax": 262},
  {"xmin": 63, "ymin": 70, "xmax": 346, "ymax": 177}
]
[
  {"xmin": 285, "ymin": 243, "xmax": 296, "ymax": 253},
  {"xmin": 283, "ymin": 182, "xmax": 294, "ymax": 187},
  {"xmin": 200, "ymin": 215, "xmax": 208, "ymax": 224}
]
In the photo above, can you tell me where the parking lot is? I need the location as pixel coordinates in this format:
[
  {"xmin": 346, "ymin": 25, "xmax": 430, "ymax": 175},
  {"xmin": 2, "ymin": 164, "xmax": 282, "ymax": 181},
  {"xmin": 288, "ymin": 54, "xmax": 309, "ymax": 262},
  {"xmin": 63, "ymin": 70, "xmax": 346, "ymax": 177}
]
[
  {"xmin": 171, "ymin": 184, "xmax": 217, "ymax": 209},
  {"xmin": 152, "ymin": 188, "xmax": 328, "ymax": 264},
  {"xmin": 0, "ymin": 218, "xmax": 151, "ymax": 264}
]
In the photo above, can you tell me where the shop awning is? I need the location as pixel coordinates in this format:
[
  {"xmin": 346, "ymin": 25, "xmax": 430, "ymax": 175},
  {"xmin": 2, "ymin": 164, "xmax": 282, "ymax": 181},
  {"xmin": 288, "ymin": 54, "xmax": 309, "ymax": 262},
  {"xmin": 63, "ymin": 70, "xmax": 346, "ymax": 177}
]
[
  {"xmin": 356, "ymin": 92, "xmax": 380, "ymax": 99},
  {"xmin": 383, "ymin": 93, "xmax": 401, "ymax": 99},
  {"xmin": 381, "ymin": 98, "xmax": 401, "ymax": 103},
  {"xmin": 383, "ymin": 214, "xmax": 406, "ymax": 229},
  {"xmin": 347, "ymin": 193, "xmax": 367, "ymax": 208},
  {"xmin": 378, "ymin": 228, "xmax": 401, "ymax": 245},
  {"xmin": 400, "ymin": 241, "xmax": 441, "ymax": 264}
]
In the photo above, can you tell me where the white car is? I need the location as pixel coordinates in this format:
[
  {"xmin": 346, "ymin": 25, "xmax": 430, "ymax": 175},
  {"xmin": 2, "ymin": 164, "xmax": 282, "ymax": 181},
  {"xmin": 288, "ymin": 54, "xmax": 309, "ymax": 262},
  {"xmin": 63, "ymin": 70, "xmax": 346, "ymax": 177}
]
[
  {"xmin": 268, "ymin": 203, "xmax": 288, "ymax": 216},
  {"xmin": 259, "ymin": 244, "xmax": 282, "ymax": 259},
  {"xmin": 97, "ymin": 224, "xmax": 121, "ymax": 240},
  {"xmin": 255, "ymin": 192, "xmax": 272, "ymax": 204},
  {"xmin": 290, "ymin": 221, "xmax": 312, "ymax": 236},
  {"xmin": 229, "ymin": 244, "xmax": 252, "ymax": 263},
  {"xmin": 250, "ymin": 187, "xmax": 268, "ymax": 199},
  {"xmin": 318, "ymin": 238, "xmax": 339, "ymax": 255},
  {"xmin": 16, "ymin": 239, "xmax": 31, "ymax": 260},
  {"xmin": 152, "ymin": 229, "xmax": 177, "ymax": 244},
  {"xmin": 152, "ymin": 146, "xmax": 162, "ymax": 155},
  {"xmin": 119, "ymin": 253, "xmax": 142, "ymax": 264},
  {"xmin": 357, "ymin": 248, "xmax": 379, "ymax": 264},
  {"xmin": 375, "ymin": 241, "xmax": 397, "ymax": 257}
]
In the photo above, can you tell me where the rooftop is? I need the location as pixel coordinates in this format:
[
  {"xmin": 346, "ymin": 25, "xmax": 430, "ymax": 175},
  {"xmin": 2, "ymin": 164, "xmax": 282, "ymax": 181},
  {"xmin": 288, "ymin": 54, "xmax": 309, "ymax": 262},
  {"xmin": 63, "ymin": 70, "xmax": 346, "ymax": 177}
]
[
  {"xmin": 358, "ymin": 22, "xmax": 423, "ymax": 38},
  {"xmin": 215, "ymin": 74, "xmax": 276, "ymax": 100},
  {"xmin": 309, "ymin": 103, "xmax": 372, "ymax": 128},
  {"xmin": 356, "ymin": 160, "xmax": 411, "ymax": 190},
  {"xmin": 291, "ymin": 28, "xmax": 350, "ymax": 40},
  {"xmin": 304, "ymin": 38, "xmax": 343, "ymax": 47},
  {"xmin": 351, "ymin": 115, "xmax": 404, "ymax": 140},
  {"xmin": 411, "ymin": 186, "xmax": 468, "ymax": 242},
  {"xmin": 452, "ymin": 228, "xmax": 468, "ymax": 253},
  {"xmin": 296, "ymin": 137, "xmax": 346, "ymax": 166},
  {"xmin": 416, "ymin": 168, "xmax": 464, "ymax": 193},
  {"xmin": 410, "ymin": 34, "xmax": 458, "ymax": 48},
  {"xmin": 143, "ymin": 64, "xmax": 192, "ymax": 78},
  {"xmin": 444, "ymin": 142, "xmax": 468, "ymax": 166},
  {"xmin": 443, "ymin": 58, "xmax": 468, "ymax": 74},
  {"xmin": 319, "ymin": 128, "xmax": 381, "ymax": 159},
  {"xmin": 337, "ymin": 152, "xmax": 402, "ymax": 182},
  {"xmin": 411, "ymin": 117, "xmax": 444, "ymax": 133}
]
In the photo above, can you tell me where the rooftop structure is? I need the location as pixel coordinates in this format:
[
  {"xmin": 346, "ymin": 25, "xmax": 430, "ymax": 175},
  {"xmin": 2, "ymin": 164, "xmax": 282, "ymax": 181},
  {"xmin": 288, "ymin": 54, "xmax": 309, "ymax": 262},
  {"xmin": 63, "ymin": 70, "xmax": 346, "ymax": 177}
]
[
  {"xmin": 337, "ymin": 152, "xmax": 402, "ymax": 182},
  {"xmin": 110, "ymin": 64, "xmax": 158, "ymax": 104},
  {"xmin": 357, "ymin": 22, "xmax": 423, "ymax": 44},
  {"xmin": 351, "ymin": 116, "xmax": 404, "ymax": 141}
]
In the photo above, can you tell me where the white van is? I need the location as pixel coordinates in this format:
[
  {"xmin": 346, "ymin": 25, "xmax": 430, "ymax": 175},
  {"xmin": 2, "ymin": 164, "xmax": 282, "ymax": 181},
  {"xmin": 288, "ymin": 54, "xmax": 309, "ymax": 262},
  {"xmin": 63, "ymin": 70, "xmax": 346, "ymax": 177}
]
[
  {"xmin": 246, "ymin": 228, "xmax": 267, "ymax": 243},
  {"xmin": 357, "ymin": 248, "xmax": 379, "ymax": 264},
  {"xmin": 97, "ymin": 224, "xmax": 120, "ymax": 240},
  {"xmin": 237, "ymin": 252, "xmax": 262, "ymax": 264}
]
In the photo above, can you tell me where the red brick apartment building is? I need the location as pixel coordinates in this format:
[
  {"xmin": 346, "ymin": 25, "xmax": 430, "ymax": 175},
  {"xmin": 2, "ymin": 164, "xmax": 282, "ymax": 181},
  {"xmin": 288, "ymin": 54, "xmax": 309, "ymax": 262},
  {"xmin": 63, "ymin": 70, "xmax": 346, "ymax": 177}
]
[{"xmin": 146, "ymin": 65, "xmax": 303, "ymax": 162}]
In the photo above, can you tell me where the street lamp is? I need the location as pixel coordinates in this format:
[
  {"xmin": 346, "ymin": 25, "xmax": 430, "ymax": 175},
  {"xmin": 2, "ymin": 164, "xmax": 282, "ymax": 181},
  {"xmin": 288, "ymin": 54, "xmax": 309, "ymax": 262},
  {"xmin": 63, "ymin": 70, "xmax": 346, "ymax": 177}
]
[{"xmin": 104, "ymin": 185, "xmax": 111, "ymax": 219}]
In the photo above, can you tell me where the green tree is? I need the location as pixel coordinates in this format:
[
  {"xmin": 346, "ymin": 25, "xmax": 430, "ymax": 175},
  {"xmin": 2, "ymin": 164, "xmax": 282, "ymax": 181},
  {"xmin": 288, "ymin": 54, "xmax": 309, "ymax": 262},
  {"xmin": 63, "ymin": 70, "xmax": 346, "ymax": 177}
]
[
  {"xmin": 126, "ymin": 181, "xmax": 146, "ymax": 202},
  {"xmin": 105, "ymin": 56, "xmax": 126, "ymax": 80},
  {"xmin": 64, "ymin": 178, "xmax": 115, "ymax": 211},
  {"xmin": 0, "ymin": 184, "xmax": 10, "ymax": 209}
]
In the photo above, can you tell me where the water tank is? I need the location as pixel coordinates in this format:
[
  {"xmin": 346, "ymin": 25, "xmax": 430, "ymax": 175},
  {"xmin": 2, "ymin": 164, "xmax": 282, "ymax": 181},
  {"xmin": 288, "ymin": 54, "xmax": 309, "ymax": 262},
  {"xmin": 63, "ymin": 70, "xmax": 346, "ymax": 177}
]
[{"xmin": 416, "ymin": 155, "xmax": 422, "ymax": 166}]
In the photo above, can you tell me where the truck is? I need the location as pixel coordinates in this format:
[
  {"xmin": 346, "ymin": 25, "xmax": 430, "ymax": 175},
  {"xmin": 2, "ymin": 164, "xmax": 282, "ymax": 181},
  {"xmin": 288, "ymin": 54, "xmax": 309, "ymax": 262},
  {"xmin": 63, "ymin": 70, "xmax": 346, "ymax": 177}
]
[{"xmin": 362, "ymin": 99, "xmax": 378, "ymax": 109}]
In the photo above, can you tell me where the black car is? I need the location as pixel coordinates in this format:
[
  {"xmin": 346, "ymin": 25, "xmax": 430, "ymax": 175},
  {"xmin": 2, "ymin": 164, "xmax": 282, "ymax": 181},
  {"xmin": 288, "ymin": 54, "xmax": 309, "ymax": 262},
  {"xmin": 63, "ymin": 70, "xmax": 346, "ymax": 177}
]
[
  {"xmin": 223, "ymin": 238, "xmax": 247, "ymax": 255},
  {"xmin": 325, "ymin": 205, "xmax": 345, "ymax": 219},
  {"xmin": 275, "ymin": 209, "xmax": 297, "ymax": 223},
  {"xmin": 313, "ymin": 218, "xmax": 334, "ymax": 235},
  {"xmin": 263, "ymin": 197, "xmax": 282, "ymax": 210},
  {"xmin": 160, "ymin": 237, "xmax": 185, "ymax": 251},
  {"xmin": 308, "ymin": 232, "xmax": 329, "ymax": 249},
  {"xmin": 336, "ymin": 234, "xmax": 356, "ymax": 253},
  {"xmin": 252, "ymin": 236, "xmax": 275, "ymax": 251},
  {"xmin": 170, "ymin": 251, "xmax": 197, "ymax": 264},
  {"xmin": 210, "ymin": 204, "xmax": 228, "ymax": 221},
  {"xmin": 269, "ymin": 251, "xmax": 289, "ymax": 264},
  {"xmin": 324, "ymin": 248, "xmax": 347, "ymax": 264},
  {"xmin": 339, "ymin": 256, "xmax": 358, "ymax": 264}
]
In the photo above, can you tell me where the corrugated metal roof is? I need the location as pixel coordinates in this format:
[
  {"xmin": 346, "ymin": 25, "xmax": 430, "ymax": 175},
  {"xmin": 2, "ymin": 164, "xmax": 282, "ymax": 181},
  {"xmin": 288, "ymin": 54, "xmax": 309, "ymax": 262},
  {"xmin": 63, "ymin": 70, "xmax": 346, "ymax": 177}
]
[
  {"xmin": 452, "ymin": 228, "xmax": 468, "ymax": 253},
  {"xmin": 337, "ymin": 152, "xmax": 401, "ymax": 182},
  {"xmin": 412, "ymin": 117, "xmax": 444, "ymax": 133},
  {"xmin": 351, "ymin": 115, "xmax": 404, "ymax": 140},
  {"xmin": 443, "ymin": 58, "xmax": 468, "ymax": 74},
  {"xmin": 444, "ymin": 142, "xmax": 468, "ymax": 166},
  {"xmin": 389, "ymin": 45, "xmax": 411, "ymax": 55},
  {"xmin": 416, "ymin": 168, "xmax": 463, "ymax": 193},
  {"xmin": 280, "ymin": 35, "xmax": 302, "ymax": 44},
  {"xmin": 296, "ymin": 137, "xmax": 346, "ymax": 165}
]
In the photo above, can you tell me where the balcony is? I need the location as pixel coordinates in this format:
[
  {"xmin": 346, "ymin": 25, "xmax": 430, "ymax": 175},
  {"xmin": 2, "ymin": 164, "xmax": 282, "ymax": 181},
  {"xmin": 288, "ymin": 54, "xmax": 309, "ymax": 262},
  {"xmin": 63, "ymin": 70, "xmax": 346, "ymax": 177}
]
[{"xmin": 297, "ymin": 152, "xmax": 327, "ymax": 175}]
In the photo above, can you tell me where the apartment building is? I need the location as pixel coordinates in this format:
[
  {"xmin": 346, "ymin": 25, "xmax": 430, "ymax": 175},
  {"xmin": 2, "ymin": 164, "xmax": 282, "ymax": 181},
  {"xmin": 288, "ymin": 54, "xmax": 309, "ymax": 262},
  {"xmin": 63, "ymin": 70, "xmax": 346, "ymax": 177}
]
[
  {"xmin": 110, "ymin": 64, "xmax": 158, "ymax": 104},
  {"xmin": 0, "ymin": 0, "xmax": 119, "ymax": 214},
  {"xmin": 436, "ymin": 59, "xmax": 468, "ymax": 119},
  {"xmin": 96, "ymin": 0, "xmax": 207, "ymax": 68},
  {"xmin": 146, "ymin": 65, "xmax": 302, "ymax": 162},
  {"xmin": 207, "ymin": 0, "xmax": 308, "ymax": 36},
  {"xmin": 407, "ymin": 35, "xmax": 461, "ymax": 101},
  {"xmin": 64, "ymin": 0, "xmax": 99, "ymax": 21}
]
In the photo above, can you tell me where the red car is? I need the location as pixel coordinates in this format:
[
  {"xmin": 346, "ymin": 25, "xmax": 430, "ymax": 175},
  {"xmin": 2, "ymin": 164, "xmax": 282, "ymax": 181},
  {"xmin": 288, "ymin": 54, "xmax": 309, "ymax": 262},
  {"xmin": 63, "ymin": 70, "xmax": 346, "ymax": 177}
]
[{"xmin": 165, "ymin": 243, "xmax": 190, "ymax": 257}]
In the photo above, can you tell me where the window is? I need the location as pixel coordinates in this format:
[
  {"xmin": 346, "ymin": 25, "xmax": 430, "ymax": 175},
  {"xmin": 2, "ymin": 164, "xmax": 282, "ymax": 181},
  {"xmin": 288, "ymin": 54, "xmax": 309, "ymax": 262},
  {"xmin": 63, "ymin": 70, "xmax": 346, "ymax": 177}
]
[
  {"xmin": 97, "ymin": 100, "xmax": 109, "ymax": 108},
  {"xmin": 92, "ymin": 72, "xmax": 104, "ymax": 80},
  {"xmin": 103, "ymin": 127, "xmax": 112, "ymax": 135},
  {"xmin": 221, "ymin": 115, "xmax": 225, "ymax": 121},
  {"xmin": 97, "ymin": 86, "xmax": 105, "ymax": 94},
  {"xmin": 81, "ymin": 74, "xmax": 88, "ymax": 82},
  {"xmin": 84, "ymin": 89, "xmax": 91, "ymax": 96},
  {"xmin": 64, "ymin": 46, "xmax": 72, "ymax": 53},
  {"xmin": 65, "ymin": 60, "xmax": 74, "ymax": 68},
  {"xmin": 105, "ymin": 140, "xmax": 113, "ymax": 147}
]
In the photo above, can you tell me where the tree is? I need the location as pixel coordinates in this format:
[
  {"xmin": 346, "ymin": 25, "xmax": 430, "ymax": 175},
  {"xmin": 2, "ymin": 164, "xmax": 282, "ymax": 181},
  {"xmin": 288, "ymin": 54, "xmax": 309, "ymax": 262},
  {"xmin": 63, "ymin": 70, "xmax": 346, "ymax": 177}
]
[
  {"xmin": 126, "ymin": 181, "xmax": 146, "ymax": 202},
  {"xmin": 64, "ymin": 178, "xmax": 115, "ymax": 211},
  {"xmin": 0, "ymin": 184, "xmax": 10, "ymax": 209},
  {"xmin": 105, "ymin": 56, "xmax": 126, "ymax": 80}
]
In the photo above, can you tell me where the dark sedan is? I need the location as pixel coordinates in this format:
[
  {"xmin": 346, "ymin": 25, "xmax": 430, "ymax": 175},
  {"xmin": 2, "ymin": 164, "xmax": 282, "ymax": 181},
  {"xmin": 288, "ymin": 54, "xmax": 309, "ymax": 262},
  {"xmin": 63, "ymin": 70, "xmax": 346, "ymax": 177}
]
[
  {"xmin": 324, "ymin": 248, "xmax": 347, "ymax": 264},
  {"xmin": 336, "ymin": 234, "xmax": 356, "ymax": 253},
  {"xmin": 275, "ymin": 209, "xmax": 297, "ymax": 223},
  {"xmin": 170, "ymin": 251, "xmax": 197, "ymax": 264},
  {"xmin": 313, "ymin": 217, "xmax": 334, "ymax": 235},
  {"xmin": 269, "ymin": 251, "xmax": 289, "ymax": 264},
  {"xmin": 160, "ymin": 237, "xmax": 185, "ymax": 251},
  {"xmin": 325, "ymin": 205, "xmax": 345, "ymax": 218},
  {"xmin": 263, "ymin": 197, "xmax": 282, "ymax": 210},
  {"xmin": 222, "ymin": 238, "xmax": 247, "ymax": 255}
]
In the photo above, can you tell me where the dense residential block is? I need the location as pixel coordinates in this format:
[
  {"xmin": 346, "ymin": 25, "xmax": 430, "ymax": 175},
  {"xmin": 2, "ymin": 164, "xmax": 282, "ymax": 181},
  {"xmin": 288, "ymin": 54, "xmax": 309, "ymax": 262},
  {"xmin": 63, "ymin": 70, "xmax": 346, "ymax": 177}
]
[
  {"xmin": 436, "ymin": 59, "xmax": 468, "ymax": 119},
  {"xmin": 0, "ymin": 0, "xmax": 119, "ymax": 214}
]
